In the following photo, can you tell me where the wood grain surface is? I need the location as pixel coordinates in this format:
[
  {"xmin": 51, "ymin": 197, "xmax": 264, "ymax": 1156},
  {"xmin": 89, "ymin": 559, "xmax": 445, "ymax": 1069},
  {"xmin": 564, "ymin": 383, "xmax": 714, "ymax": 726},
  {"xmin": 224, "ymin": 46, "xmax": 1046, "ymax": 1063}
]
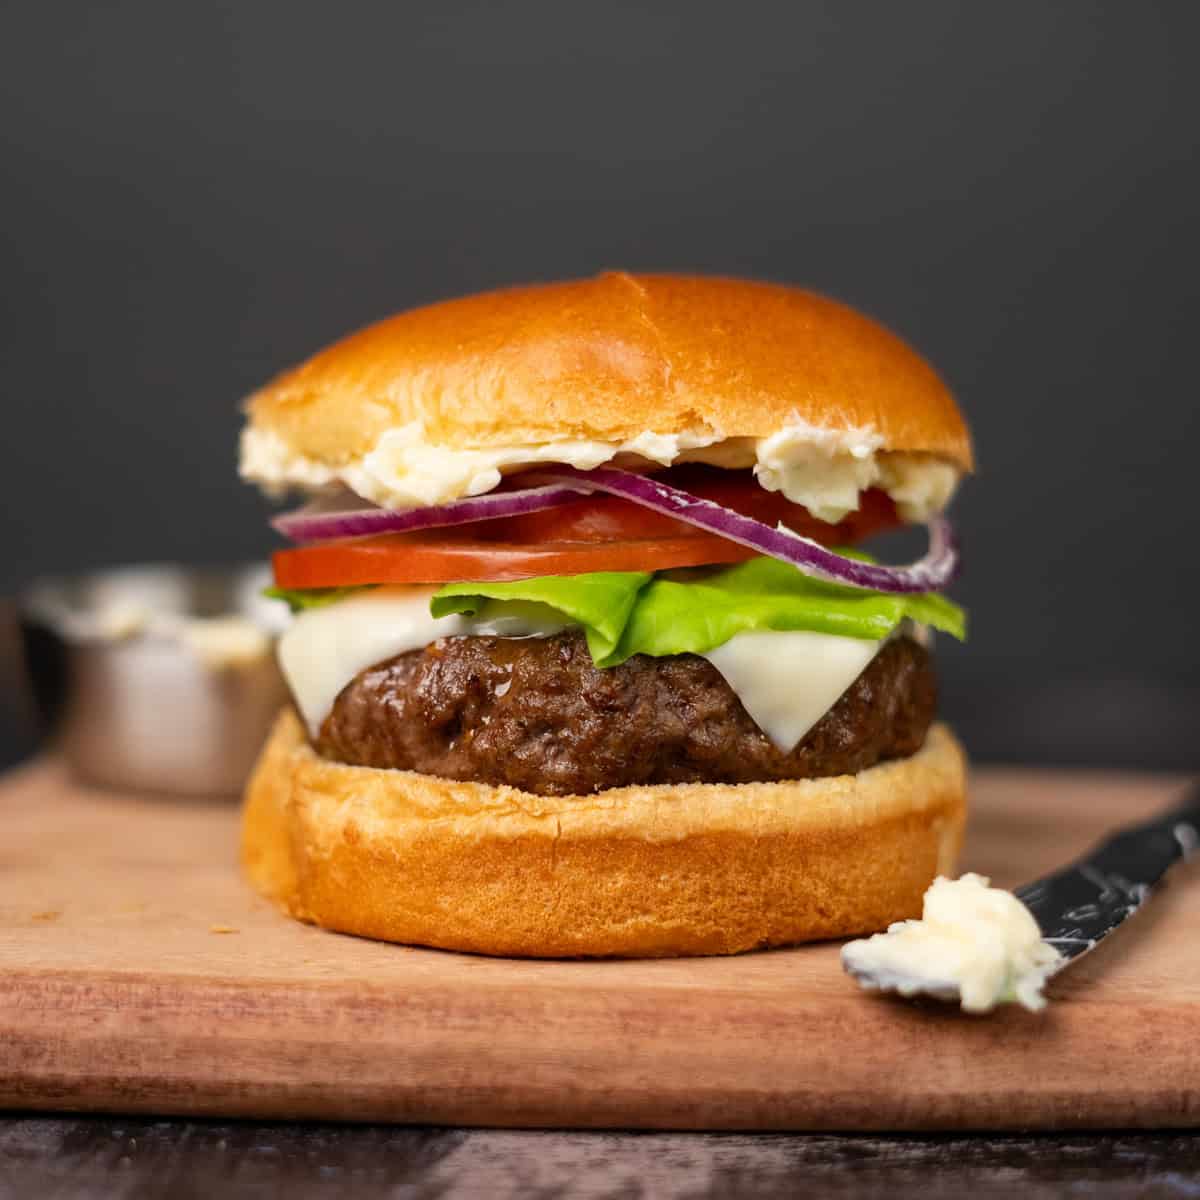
[{"xmin": 0, "ymin": 758, "xmax": 1196, "ymax": 1131}]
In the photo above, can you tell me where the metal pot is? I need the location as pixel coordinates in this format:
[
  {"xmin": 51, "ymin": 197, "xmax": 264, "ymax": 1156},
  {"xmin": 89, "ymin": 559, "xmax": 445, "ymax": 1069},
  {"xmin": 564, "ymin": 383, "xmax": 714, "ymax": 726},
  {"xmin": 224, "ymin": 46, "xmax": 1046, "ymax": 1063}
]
[{"xmin": 17, "ymin": 564, "xmax": 289, "ymax": 796}]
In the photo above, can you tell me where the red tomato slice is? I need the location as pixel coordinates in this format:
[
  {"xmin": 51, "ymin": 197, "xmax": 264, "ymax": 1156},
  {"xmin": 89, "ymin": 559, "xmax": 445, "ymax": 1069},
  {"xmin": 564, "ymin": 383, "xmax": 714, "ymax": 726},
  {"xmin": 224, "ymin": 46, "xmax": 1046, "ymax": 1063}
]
[
  {"xmin": 271, "ymin": 469, "xmax": 901, "ymax": 587},
  {"xmin": 273, "ymin": 530, "xmax": 757, "ymax": 587}
]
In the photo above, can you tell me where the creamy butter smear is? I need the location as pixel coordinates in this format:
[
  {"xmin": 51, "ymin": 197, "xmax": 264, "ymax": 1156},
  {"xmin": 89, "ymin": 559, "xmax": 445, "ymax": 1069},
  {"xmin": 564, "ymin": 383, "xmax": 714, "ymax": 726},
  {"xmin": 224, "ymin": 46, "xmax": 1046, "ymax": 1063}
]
[
  {"xmin": 241, "ymin": 422, "xmax": 959, "ymax": 524},
  {"xmin": 58, "ymin": 602, "xmax": 273, "ymax": 670},
  {"xmin": 841, "ymin": 874, "xmax": 1063, "ymax": 1013}
]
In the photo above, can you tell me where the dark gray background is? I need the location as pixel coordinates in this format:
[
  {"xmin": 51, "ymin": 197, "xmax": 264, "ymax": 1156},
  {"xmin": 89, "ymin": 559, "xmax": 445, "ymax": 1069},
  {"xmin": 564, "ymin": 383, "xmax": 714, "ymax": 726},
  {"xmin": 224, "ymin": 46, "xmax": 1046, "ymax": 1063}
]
[{"xmin": 2, "ymin": 1, "xmax": 1197, "ymax": 768}]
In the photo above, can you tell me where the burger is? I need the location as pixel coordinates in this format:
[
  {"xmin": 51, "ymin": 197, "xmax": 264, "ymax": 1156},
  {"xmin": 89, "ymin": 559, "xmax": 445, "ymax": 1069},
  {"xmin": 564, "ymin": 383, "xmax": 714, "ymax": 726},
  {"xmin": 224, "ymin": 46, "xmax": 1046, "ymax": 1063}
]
[{"xmin": 239, "ymin": 272, "xmax": 971, "ymax": 957}]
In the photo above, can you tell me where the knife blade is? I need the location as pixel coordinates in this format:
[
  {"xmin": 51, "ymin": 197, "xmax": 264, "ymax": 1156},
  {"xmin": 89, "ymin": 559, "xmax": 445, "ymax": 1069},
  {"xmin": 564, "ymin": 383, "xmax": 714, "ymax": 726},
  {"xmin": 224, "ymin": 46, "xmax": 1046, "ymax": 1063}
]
[{"xmin": 1015, "ymin": 782, "xmax": 1200, "ymax": 968}]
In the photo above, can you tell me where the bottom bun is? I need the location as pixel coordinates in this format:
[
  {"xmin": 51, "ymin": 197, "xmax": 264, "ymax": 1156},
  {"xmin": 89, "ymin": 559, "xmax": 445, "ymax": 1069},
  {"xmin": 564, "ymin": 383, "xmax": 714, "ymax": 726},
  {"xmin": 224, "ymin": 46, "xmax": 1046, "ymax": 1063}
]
[{"xmin": 242, "ymin": 709, "xmax": 968, "ymax": 958}]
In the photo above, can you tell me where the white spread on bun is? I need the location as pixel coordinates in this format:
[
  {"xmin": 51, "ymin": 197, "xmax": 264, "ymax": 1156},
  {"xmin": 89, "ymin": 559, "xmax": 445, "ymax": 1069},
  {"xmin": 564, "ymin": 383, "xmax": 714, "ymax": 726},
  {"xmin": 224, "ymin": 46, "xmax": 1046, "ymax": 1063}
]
[{"xmin": 241, "ymin": 420, "xmax": 960, "ymax": 524}]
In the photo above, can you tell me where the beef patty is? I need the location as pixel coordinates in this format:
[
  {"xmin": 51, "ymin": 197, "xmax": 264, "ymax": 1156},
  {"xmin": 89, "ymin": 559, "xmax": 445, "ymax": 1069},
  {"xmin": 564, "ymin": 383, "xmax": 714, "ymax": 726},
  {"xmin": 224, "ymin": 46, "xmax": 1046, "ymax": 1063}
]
[{"xmin": 315, "ymin": 631, "xmax": 936, "ymax": 796}]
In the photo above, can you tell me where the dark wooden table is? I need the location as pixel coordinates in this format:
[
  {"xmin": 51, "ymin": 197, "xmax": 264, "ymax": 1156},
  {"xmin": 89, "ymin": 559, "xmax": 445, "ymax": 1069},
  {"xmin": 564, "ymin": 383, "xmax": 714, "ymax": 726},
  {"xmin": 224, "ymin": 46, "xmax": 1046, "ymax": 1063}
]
[{"xmin": 3, "ymin": 1117, "xmax": 1200, "ymax": 1198}]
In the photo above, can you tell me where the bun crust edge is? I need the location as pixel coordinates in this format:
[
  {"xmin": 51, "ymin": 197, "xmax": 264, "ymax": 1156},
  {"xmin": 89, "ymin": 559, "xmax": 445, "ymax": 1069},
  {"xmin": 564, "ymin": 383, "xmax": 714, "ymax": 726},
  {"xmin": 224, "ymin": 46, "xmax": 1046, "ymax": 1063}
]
[
  {"xmin": 241, "ymin": 709, "xmax": 967, "ymax": 958},
  {"xmin": 245, "ymin": 273, "xmax": 973, "ymax": 474}
]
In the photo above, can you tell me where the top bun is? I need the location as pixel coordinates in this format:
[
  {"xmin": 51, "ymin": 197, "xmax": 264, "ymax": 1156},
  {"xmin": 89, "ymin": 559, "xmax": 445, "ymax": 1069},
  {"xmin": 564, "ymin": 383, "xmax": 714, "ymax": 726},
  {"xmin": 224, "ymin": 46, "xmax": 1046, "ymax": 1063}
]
[
  {"xmin": 246, "ymin": 273, "xmax": 971, "ymax": 467},
  {"xmin": 241, "ymin": 274, "xmax": 971, "ymax": 520}
]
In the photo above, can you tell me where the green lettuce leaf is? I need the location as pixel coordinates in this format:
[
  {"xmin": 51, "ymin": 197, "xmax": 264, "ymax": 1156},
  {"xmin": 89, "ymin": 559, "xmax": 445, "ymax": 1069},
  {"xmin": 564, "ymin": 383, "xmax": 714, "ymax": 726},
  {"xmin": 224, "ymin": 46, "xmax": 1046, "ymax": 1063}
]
[
  {"xmin": 608, "ymin": 557, "xmax": 964, "ymax": 664},
  {"xmin": 431, "ymin": 571, "xmax": 651, "ymax": 662},
  {"xmin": 432, "ymin": 557, "xmax": 964, "ymax": 667}
]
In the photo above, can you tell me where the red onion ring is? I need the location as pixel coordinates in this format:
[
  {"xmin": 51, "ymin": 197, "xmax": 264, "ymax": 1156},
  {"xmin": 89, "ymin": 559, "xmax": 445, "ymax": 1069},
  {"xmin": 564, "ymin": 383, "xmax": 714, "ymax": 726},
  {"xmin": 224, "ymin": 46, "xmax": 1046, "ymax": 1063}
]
[
  {"xmin": 273, "ymin": 466, "xmax": 959, "ymax": 594},
  {"xmin": 272, "ymin": 483, "xmax": 587, "ymax": 542},
  {"xmin": 523, "ymin": 466, "xmax": 959, "ymax": 593}
]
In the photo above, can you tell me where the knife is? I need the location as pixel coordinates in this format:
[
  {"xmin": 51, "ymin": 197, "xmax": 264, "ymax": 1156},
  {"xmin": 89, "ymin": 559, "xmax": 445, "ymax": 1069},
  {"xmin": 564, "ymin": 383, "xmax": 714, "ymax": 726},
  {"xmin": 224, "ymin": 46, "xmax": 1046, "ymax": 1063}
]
[{"xmin": 842, "ymin": 783, "xmax": 1200, "ymax": 1007}]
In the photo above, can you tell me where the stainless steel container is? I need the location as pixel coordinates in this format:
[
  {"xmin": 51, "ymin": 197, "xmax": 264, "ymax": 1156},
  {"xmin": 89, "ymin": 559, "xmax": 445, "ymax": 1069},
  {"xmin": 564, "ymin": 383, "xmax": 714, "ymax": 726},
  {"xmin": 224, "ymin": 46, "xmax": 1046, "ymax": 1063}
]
[{"xmin": 19, "ymin": 564, "xmax": 289, "ymax": 796}]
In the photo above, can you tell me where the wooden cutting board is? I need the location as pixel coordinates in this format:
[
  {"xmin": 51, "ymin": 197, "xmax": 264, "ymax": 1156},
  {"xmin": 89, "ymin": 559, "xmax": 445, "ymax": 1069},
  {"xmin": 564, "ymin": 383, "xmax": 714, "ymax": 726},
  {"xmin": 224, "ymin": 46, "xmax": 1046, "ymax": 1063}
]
[{"xmin": 1, "ymin": 757, "xmax": 1197, "ymax": 1131}]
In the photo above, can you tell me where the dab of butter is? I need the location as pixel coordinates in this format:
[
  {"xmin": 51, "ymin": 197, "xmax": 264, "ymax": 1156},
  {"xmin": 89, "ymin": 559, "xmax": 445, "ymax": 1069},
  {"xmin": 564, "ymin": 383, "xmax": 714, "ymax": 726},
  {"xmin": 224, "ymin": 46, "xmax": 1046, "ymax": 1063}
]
[
  {"xmin": 76, "ymin": 603, "xmax": 272, "ymax": 670},
  {"xmin": 177, "ymin": 616, "xmax": 272, "ymax": 670},
  {"xmin": 841, "ymin": 873, "xmax": 1063, "ymax": 1013}
]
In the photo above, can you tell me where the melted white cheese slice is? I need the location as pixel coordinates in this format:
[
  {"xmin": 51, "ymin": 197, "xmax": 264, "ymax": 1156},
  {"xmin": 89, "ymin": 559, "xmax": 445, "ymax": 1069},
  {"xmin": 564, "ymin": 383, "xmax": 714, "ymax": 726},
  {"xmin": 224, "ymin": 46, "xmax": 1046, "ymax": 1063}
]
[
  {"xmin": 702, "ymin": 630, "xmax": 882, "ymax": 750},
  {"xmin": 277, "ymin": 587, "xmax": 566, "ymax": 736},
  {"xmin": 277, "ymin": 586, "xmax": 884, "ymax": 749}
]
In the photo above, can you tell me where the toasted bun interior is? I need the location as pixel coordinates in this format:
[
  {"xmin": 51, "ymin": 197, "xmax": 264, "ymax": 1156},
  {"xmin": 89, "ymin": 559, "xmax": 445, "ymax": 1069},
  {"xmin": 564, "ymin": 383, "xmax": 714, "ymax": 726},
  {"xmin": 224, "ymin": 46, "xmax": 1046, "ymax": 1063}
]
[
  {"xmin": 242, "ymin": 710, "xmax": 967, "ymax": 958},
  {"xmin": 245, "ymin": 272, "xmax": 972, "ymax": 473}
]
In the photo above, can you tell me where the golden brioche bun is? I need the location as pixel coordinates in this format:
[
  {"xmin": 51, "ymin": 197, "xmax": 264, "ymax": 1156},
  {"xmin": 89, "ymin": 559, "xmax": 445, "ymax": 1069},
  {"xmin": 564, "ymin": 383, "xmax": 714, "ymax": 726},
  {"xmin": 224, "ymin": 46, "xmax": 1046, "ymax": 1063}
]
[
  {"xmin": 241, "ymin": 710, "xmax": 967, "ymax": 958},
  {"xmin": 245, "ymin": 272, "xmax": 972, "ymax": 473}
]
